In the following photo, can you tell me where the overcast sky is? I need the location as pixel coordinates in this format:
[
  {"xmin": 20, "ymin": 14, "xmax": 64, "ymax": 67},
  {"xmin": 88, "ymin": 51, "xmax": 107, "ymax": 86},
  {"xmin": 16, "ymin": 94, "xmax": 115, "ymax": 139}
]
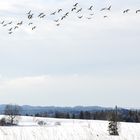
[{"xmin": 0, "ymin": 0, "xmax": 140, "ymax": 108}]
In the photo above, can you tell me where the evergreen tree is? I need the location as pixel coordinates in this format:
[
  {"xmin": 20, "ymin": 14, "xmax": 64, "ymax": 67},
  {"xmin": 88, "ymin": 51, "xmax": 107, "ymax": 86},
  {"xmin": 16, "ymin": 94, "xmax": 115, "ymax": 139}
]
[{"xmin": 108, "ymin": 106, "xmax": 119, "ymax": 136}]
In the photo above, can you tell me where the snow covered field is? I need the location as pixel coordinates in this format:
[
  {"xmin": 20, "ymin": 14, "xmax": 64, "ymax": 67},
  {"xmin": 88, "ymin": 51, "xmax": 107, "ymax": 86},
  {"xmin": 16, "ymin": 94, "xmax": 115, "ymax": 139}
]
[{"xmin": 0, "ymin": 116, "xmax": 140, "ymax": 140}]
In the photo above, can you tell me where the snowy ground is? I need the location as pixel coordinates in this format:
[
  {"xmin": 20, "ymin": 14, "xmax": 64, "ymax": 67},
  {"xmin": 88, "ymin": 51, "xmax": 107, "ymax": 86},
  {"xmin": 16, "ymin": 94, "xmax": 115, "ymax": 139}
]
[{"xmin": 0, "ymin": 116, "xmax": 139, "ymax": 140}]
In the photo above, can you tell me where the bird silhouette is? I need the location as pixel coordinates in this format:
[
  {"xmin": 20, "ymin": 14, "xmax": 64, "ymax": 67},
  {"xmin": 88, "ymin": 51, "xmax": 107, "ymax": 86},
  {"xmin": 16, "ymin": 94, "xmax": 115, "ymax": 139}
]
[
  {"xmin": 32, "ymin": 26, "xmax": 36, "ymax": 30},
  {"xmin": 58, "ymin": 9, "xmax": 62, "ymax": 13},
  {"xmin": 8, "ymin": 21, "xmax": 12, "ymax": 24},
  {"xmin": 28, "ymin": 22, "xmax": 33, "ymax": 26},
  {"xmin": 28, "ymin": 14, "xmax": 33, "ymax": 19},
  {"xmin": 14, "ymin": 26, "xmax": 19, "ymax": 29},
  {"xmin": 136, "ymin": 9, "xmax": 140, "ymax": 13},
  {"xmin": 8, "ymin": 31, "xmax": 13, "ymax": 34},
  {"xmin": 73, "ymin": 3, "xmax": 78, "ymax": 7},
  {"xmin": 65, "ymin": 12, "xmax": 69, "ymax": 16},
  {"xmin": 123, "ymin": 9, "xmax": 130, "ymax": 13},
  {"xmin": 50, "ymin": 12, "xmax": 56, "ymax": 15},
  {"xmin": 100, "ymin": 6, "xmax": 111, "ymax": 11},
  {"xmin": 76, "ymin": 8, "xmax": 82, "ymax": 13},
  {"xmin": 38, "ymin": 13, "xmax": 44, "ymax": 17},
  {"xmin": 27, "ymin": 10, "xmax": 31, "ymax": 15},
  {"xmin": 1, "ymin": 21, "xmax": 4, "ymax": 24},
  {"xmin": 17, "ymin": 21, "xmax": 23, "ymax": 25},
  {"xmin": 71, "ymin": 7, "xmax": 76, "ymax": 11},
  {"xmin": 3, "ymin": 24, "xmax": 7, "ymax": 27},
  {"xmin": 88, "ymin": 6, "xmax": 93, "ymax": 11},
  {"xmin": 78, "ymin": 16, "xmax": 83, "ymax": 19},
  {"xmin": 8, "ymin": 28, "xmax": 12, "ymax": 31},
  {"xmin": 54, "ymin": 19, "xmax": 59, "ymax": 22},
  {"xmin": 107, "ymin": 6, "xmax": 111, "ymax": 11},
  {"xmin": 40, "ymin": 14, "xmax": 46, "ymax": 18},
  {"xmin": 56, "ymin": 23, "xmax": 60, "ymax": 26}
]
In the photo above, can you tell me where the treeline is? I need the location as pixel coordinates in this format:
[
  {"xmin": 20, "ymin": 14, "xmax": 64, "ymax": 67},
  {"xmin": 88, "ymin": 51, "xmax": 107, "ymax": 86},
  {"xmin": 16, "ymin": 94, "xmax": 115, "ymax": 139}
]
[{"xmin": 33, "ymin": 109, "xmax": 140, "ymax": 123}]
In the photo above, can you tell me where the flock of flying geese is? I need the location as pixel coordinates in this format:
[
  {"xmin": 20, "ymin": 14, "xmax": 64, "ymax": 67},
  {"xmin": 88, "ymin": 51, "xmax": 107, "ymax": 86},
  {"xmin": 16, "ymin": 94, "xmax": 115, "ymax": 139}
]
[{"xmin": 0, "ymin": 2, "xmax": 140, "ymax": 35}]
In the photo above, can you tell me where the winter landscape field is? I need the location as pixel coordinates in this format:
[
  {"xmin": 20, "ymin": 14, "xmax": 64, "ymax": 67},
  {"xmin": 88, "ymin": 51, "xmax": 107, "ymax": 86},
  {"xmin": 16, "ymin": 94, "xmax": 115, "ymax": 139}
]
[{"xmin": 0, "ymin": 116, "xmax": 139, "ymax": 140}]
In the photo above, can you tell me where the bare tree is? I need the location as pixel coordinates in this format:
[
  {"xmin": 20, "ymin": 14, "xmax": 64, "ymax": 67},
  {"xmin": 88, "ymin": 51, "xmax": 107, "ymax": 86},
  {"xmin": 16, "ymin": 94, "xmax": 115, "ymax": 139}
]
[{"xmin": 4, "ymin": 104, "xmax": 21, "ymax": 125}]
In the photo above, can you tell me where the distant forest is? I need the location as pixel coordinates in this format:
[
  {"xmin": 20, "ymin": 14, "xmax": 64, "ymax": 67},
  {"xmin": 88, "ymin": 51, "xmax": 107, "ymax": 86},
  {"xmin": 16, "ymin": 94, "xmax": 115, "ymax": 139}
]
[{"xmin": 32, "ymin": 109, "xmax": 140, "ymax": 123}]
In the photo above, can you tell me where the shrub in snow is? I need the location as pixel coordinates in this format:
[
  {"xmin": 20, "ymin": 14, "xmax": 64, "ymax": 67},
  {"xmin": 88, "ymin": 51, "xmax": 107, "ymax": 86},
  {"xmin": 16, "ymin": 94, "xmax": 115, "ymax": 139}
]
[
  {"xmin": 38, "ymin": 120, "xmax": 46, "ymax": 126},
  {"xmin": 4, "ymin": 104, "xmax": 21, "ymax": 125},
  {"xmin": 55, "ymin": 122, "xmax": 61, "ymax": 126},
  {"xmin": 0, "ymin": 118, "xmax": 7, "ymax": 126}
]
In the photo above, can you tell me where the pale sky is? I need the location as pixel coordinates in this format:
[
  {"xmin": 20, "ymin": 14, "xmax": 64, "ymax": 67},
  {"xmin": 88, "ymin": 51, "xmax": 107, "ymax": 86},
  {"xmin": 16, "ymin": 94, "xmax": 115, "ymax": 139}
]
[{"xmin": 0, "ymin": 0, "xmax": 140, "ymax": 108}]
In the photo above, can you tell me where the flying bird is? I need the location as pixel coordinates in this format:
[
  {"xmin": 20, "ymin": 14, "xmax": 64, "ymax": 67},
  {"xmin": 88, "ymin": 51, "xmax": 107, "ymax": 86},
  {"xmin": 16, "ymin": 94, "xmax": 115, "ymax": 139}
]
[
  {"xmin": 28, "ymin": 14, "xmax": 33, "ymax": 19},
  {"xmin": 103, "ymin": 15, "xmax": 108, "ymax": 18},
  {"xmin": 1, "ymin": 21, "xmax": 4, "ymax": 24},
  {"xmin": 100, "ymin": 6, "xmax": 111, "ymax": 11},
  {"xmin": 9, "ymin": 31, "xmax": 13, "ymax": 34},
  {"xmin": 107, "ymin": 5, "xmax": 111, "ymax": 11},
  {"xmin": 8, "ymin": 28, "xmax": 12, "ymax": 31},
  {"xmin": 54, "ymin": 19, "xmax": 59, "ymax": 22},
  {"xmin": 17, "ymin": 21, "xmax": 23, "ymax": 25},
  {"xmin": 32, "ymin": 26, "xmax": 36, "ymax": 30},
  {"xmin": 28, "ymin": 22, "xmax": 33, "ymax": 26},
  {"xmin": 123, "ymin": 9, "xmax": 130, "ymax": 13},
  {"xmin": 50, "ymin": 12, "xmax": 56, "ymax": 15},
  {"xmin": 40, "ymin": 14, "xmax": 46, "ymax": 18},
  {"xmin": 38, "ymin": 13, "xmax": 44, "ymax": 17},
  {"xmin": 65, "ymin": 12, "xmax": 69, "ymax": 16},
  {"xmin": 58, "ymin": 9, "xmax": 62, "ymax": 13},
  {"xmin": 14, "ymin": 26, "xmax": 19, "ymax": 29},
  {"xmin": 71, "ymin": 7, "xmax": 76, "ymax": 11},
  {"xmin": 56, "ymin": 23, "xmax": 60, "ymax": 26},
  {"xmin": 8, "ymin": 21, "xmax": 12, "ymax": 24},
  {"xmin": 88, "ymin": 6, "xmax": 93, "ymax": 10},
  {"xmin": 76, "ymin": 8, "xmax": 82, "ymax": 13},
  {"xmin": 3, "ymin": 24, "xmax": 7, "ymax": 27},
  {"xmin": 27, "ymin": 10, "xmax": 31, "ymax": 15},
  {"xmin": 73, "ymin": 3, "xmax": 78, "ymax": 7},
  {"xmin": 78, "ymin": 16, "xmax": 83, "ymax": 19},
  {"xmin": 136, "ymin": 9, "xmax": 140, "ymax": 13}
]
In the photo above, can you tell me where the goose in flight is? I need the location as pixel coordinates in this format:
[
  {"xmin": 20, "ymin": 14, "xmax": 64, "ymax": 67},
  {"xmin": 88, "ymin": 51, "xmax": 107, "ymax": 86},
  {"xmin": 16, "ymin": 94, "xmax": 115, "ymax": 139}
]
[
  {"xmin": 61, "ymin": 15, "xmax": 66, "ymax": 20},
  {"xmin": 38, "ymin": 13, "xmax": 44, "ymax": 17},
  {"xmin": 100, "ymin": 5, "xmax": 111, "ymax": 11},
  {"xmin": 28, "ymin": 22, "xmax": 33, "ymax": 26},
  {"xmin": 17, "ymin": 21, "xmax": 23, "ymax": 25},
  {"xmin": 71, "ymin": 7, "xmax": 76, "ymax": 11},
  {"xmin": 32, "ymin": 26, "xmax": 36, "ymax": 30},
  {"xmin": 50, "ymin": 12, "xmax": 56, "ymax": 15},
  {"xmin": 65, "ymin": 12, "xmax": 69, "ymax": 16},
  {"xmin": 58, "ymin": 9, "xmax": 62, "ymax": 13},
  {"xmin": 88, "ymin": 6, "xmax": 93, "ymax": 11},
  {"xmin": 9, "ymin": 31, "xmax": 13, "ymax": 34},
  {"xmin": 76, "ymin": 8, "xmax": 82, "ymax": 13},
  {"xmin": 1, "ymin": 21, "xmax": 4, "ymax": 24},
  {"xmin": 8, "ymin": 21, "xmax": 12, "ymax": 24},
  {"xmin": 123, "ymin": 9, "xmax": 130, "ymax": 13},
  {"xmin": 40, "ymin": 14, "xmax": 46, "ymax": 18},
  {"xmin": 3, "ymin": 24, "xmax": 7, "ymax": 27},
  {"xmin": 103, "ymin": 15, "xmax": 108, "ymax": 18},
  {"xmin": 56, "ymin": 23, "xmax": 60, "ymax": 26},
  {"xmin": 107, "ymin": 6, "xmax": 111, "ymax": 11},
  {"xmin": 14, "ymin": 26, "xmax": 19, "ymax": 29},
  {"xmin": 136, "ymin": 9, "xmax": 140, "ymax": 13},
  {"xmin": 28, "ymin": 14, "xmax": 33, "ymax": 19},
  {"xmin": 54, "ymin": 19, "xmax": 59, "ymax": 22},
  {"xmin": 27, "ymin": 10, "xmax": 31, "ymax": 15},
  {"xmin": 73, "ymin": 3, "xmax": 78, "ymax": 7},
  {"xmin": 78, "ymin": 15, "xmax": 83, "ymax": 19},
  {"xmin": 8, "ymin": 28, "xmax": 12, "ymax": 31}
]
